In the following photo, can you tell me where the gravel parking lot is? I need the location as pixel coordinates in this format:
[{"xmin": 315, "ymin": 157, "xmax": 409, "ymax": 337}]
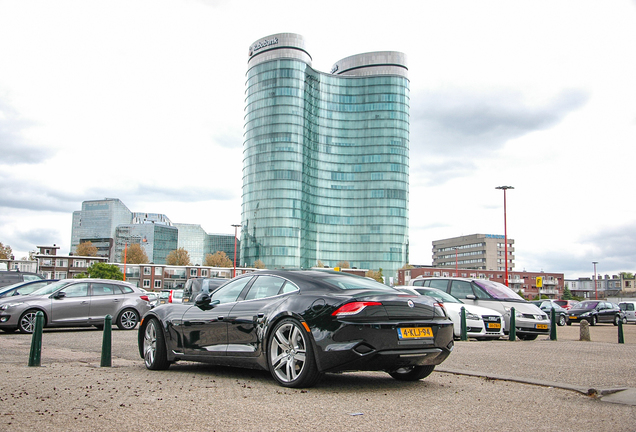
[{"xmin": 1, "ymin": 323, "xmax": 635, "ymax": 431}]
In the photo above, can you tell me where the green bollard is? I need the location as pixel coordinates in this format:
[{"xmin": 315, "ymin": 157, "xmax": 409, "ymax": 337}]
[
  {"xmin": 508, "ymin": 307, "xmax": 516, "ymax": 341},
  {"xmin": 28, "ymin": 311, "xmax": 44, "ymax": 367},
  {"xmin": 618, "ymin": 317, "xmax": 625, "ymax": 344},
  {"xmin": 550, "ymin": 308, "xmax": 557, "ymax": 341},
  {"xmin": 101, "ymin": 315, "xmax": 112, "ymax": 367},
  {"xmin": 460, "ymin": 306, "xmax": 468, "ymax": 341}
]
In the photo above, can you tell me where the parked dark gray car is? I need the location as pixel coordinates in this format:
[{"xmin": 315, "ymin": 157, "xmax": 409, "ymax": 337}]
[{"xmin": 0, "ymin": 279, "xmax": 152, "ymax": 333}]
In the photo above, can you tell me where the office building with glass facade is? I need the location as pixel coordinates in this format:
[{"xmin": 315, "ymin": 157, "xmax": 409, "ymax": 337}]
[{"xmin": 241, "ymin": 33, "xmax": 409, "ymax": 278}]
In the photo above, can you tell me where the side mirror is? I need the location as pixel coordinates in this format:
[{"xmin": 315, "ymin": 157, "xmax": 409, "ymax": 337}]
[
  {"xmin": 195, "ymin": 293, "xmax": 220, "ymax": 311},
  {"xmin": 54, "ymin": 291, "xmax": 66, "ymax": 299},
  {"xmin": 466, "ymin": 294, "xmax": 476, "ymax": 300}
]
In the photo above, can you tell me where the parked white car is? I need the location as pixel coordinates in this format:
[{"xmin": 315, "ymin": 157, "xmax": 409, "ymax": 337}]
[
  {"xmin": 619, "ymin": 301, "xmax": 636, "ymax": 323},
  {"xmin": 397, "ymin": 286, "xmax": 504, "ymax": 340}
]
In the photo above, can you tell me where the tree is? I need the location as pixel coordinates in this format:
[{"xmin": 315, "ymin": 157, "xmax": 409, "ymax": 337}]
[
  {"xmin": 75, "ymin": 241, "xmax": 98, "ymax": 257},
  {"xmin": 366, "ymin": 268, "xmax": 384, "ymax": 283},
  {"xmin": 205, "ymin": 251, "xmax": 233, "ymax": 267},
  {"xmin": 74, "ymin": 262, "xmax": 123, "ymax": 280},
  {"xmin": 316, "ymin": 260, "xmax": 325, "ymax": 268},
  {"xmin": 124, "ymin": 243, "xmax": 149, "ymax": 264},
  {"xmin": 620, "ymin": 272, "xmax": 634, "ymax": 279},
  {"xmin": 562, "ymin": 285, "xmax": 574, "ymax": 300},
  {"xmin": 253, "ymin": 259, "xmax": 265, "ymax": 269},
  {"xmin": 166, "ymin": 247, "xmax": 192, "ymax": 266},
  {"xmin": 400, "ymin": 263, "xmax": 414, "ymax": 270},
  {"xmin": 0, "ymin": 242, "xmax": 12, "ymax": 260},
  {"xmin": 337, "ymin": 261, "xmax": 350, "ymax": 269}
]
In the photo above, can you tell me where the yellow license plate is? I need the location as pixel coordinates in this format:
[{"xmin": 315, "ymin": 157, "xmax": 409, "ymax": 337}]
[
  {"xmin": 569, "ymin": 316, "xmax": 576, "ymax": 320},
  {"xmin": 536, "ymin": 324, "xmax": 549, "ymax": 329},
  {"xmin": 398, "ymin": 327, "xmax": 433, "ymax": 339},
  {"xmin": 487, "ymin": 323, "xmax": 501, "ymax": 329}
]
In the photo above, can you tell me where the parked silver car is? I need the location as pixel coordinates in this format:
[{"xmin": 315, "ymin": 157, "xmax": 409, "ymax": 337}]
[{"xmin": 0, "ymin": 278, "xmax": 152, "ymax": 333}]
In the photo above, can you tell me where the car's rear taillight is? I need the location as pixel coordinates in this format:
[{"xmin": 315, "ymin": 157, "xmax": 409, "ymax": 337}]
[
  {"xmin": 169, "ymin": 291, "xmax": 173, "ymax": 303},
  {"xmin": 140, "ymin": 295, "xmax": 150, "ymax": 302},
  {"xmin": 332, "ymin": 301, "xmax": 382, "ymax": 317}
]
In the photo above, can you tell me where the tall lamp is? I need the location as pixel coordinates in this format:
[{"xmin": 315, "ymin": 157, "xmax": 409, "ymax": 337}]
[
  {"xmin": 495, "ymin": 186, "xmax": 514, "ymax": 286},
  {"xmin": 232, "ymin": 224, "xmax": 241, "ymax": 278}
]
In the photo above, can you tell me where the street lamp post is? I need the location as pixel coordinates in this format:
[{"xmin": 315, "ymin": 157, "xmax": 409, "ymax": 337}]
[
  {"xmin": 232, "ymin": 224, "xmax": 241, "ymax": 278},
  {"xmin": 593, "ymin": 261, "xmax": 598, "ymax": 300},
  {"xmin": 495, "ymin": 186, "xmax": 514, "ymax": 287},
  {"xmin": 455, "ymin": 247, "xmax": 458, "ymax": 277}
]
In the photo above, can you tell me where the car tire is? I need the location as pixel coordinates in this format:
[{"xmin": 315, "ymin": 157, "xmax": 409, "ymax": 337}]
[
  {"xmin": 389, "ymin": 365, "xmax": 435, "ymax": 381},
  {"xmin": 1, "ymin": 328, "xmax": 17, "ymax": 333},
  {"xmin": 143, "ymin": 318, "xmax": 170, "ymax": 370},
  {"xmin": 558, "ymin": 315, "xmax": 566, "ymax": 326},
  {"xmin": 18, "ymin": 309, "xmax": 44, "ymax": 334},
  {"xmin": 519, "ymin": 334, "xmax": 538, "ymax": 341},
  {"xmin": 590, "ymin": 316, "xmax": 597, "ymax": 326},
  {"xmin": 268, "ymin": 318, "xmax": 321, "ymax": 388},
  {"xmin": 116, "ymin": 309, "xmax": 139, "ymax": 330},
  {"xmin": 613, "ymin": 315, "xmax": 622, "ymax": 326}
]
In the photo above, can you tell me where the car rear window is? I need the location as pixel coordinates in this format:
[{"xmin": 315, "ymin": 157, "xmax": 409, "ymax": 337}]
[{"xmin": 473, "ymin": 280, "xmax": 524, "ymax": 300}]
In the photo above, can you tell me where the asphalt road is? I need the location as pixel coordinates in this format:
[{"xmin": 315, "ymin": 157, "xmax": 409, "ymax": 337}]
[{"xmin": 1, "ymin": 323, "xmax": 635, "ymax": 431}]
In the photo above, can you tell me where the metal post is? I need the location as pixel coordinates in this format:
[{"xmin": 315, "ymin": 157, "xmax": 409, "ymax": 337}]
[
  {"xmin": 618, "ymin": 318, "xmax": 625, "ymax": 344},
  {"xmin": 509, "ymin": 307, "xmax": 516, "ymax": 341},
  {"xmin": 592, "ymin": 261, "xmax": 598, "ymax": 300},
  {"xmin": 460, "ymin": 307, "xmax": 468, "ymax": 341},
  {"xmin": 28, "ymin": 311, "xmax": 44, "ymax": 367},
  {"xmin": 101, "ymin": 315, "xmax": 112, "ymax": 367},
  {"xmin": 496, "ymin": 186, "xmax": 514, "ymax": 286},
  {"xmin": 550, "ymin": 308, "xmax": 557, "ymax": 341},
  {"xmin": 232, "ymin": 224, "xmax": 241, "ymax": 278}
]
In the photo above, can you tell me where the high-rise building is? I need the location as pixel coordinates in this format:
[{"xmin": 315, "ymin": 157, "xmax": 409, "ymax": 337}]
[
  {"xmin": 432, "ymin": 234, "xmax": 515, "ymax": 272},
  {"xmin": 241, "ymin": 33, "xmax": 409, "ymax": 278}
]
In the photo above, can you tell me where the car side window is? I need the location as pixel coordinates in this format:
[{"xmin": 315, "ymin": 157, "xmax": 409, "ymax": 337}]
[
  {"xmin": 244, "ymin": 276, "xmax": 287, "ymax": 300},
  {"xmin": 91, "ymin": 283, "xmax": 115, "ymax": 296},
  {"xmin": 428, "ymin": 279, "xmax": 449, "ymax": 290},
  {"xmin": 449, "ymin": 280, "xmax": 474, "ymax": 299},
  {"xmin": 211, "ymin": 277, "xmax": 252, "ymax": 304},
  {"xmin": 61, "ymin": 283, "xmax": 89, "ymax": 298},
  {"xmin": 412, "ymin": 280, "xmax": 425, "ymax": 287}
]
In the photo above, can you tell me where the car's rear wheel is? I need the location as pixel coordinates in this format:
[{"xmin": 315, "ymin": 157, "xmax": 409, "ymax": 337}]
[
  {"xmin": 143, "ymin": 318, "xmax": 170, "ymax": 370},
  {"xmin": 117, "ymin": 309, "xmax": 139, "ymax": 330},
  {"xmin": 558, "ymin": 315, "xmax": 566, "ymax": 326},
  {"xmin": 389, "ymin": 365, "xmax": 435, "ymax": 381},
  {"xmin": 268, "ymin": 318, "xmax": 320, "ymax": 388},
  {"xmin": 18, "ymin": 309, "xmax": 44, "ymax": 334}
]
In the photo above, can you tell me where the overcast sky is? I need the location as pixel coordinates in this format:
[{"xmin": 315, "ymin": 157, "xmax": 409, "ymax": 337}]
[{"xmin": 1, "ymin": 0, "xmax": 635, "ymax": 279}]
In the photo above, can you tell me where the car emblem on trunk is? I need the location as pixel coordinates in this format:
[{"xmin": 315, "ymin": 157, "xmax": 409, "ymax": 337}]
[{"xmin": 407, "ymin": 300, "xmax": 414, "ymax": 308}]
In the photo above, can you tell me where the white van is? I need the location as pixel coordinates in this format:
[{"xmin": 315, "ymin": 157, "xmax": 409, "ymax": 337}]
[{"xmin": 619, "ymin": 301, "xmax": 636, "ymax": 323}]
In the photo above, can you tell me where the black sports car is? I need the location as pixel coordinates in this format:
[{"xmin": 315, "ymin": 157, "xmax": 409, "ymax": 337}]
[{"xmin": 138, "ymin": 270, "xmax": 454, "ymax": 388}]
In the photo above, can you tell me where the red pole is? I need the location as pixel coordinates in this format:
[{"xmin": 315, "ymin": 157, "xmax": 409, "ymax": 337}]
[
  {"xmin": 232, "ymin": 224, "xmax": 240, "ymax": 278},
  {"xmin": 496, "ymin": 186, "xmax": 514, "ymax": 287},
  {"xmin": 455, "ymin": 248, "xmax": 458, "ymax": 277},
  {"xmin": 123, "ymin": 243, "xmax": 127, "ymax": 281},
  {"xmin": 593, "ymin": 261, "xmax": 598, "ymax": 300}
]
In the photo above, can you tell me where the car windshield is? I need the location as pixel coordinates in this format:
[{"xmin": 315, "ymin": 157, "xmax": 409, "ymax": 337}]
[
  {"xmin": 473, "ymin": 280, "xmax": 524, "ymax": 300},
  {"xmin": 417, "ymin": 288, "xmax": 462, "ymax": 304},
  {"xmin": 322, "ymin": 274, "xmax": 397, "ymax": 292},
  {"xmin": 29, "ymin": 280, "xmax": 73, "ymax": 296},
  {"xmin": 0, "ymin": 282, "xmax": 25, "ymax": 294},
  {"xmin": 577, "ymin": 301, "xmax": 598, "ymax": 309}
]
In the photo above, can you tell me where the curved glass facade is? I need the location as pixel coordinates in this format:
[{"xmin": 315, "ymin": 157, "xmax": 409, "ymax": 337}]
[{"xmin": 241, "ymin": 34, "xmax": 409, "ymax": 278}]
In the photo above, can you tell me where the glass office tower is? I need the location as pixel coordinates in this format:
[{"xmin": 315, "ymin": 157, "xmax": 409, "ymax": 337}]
[{"xmin": 241, "ymin": 33, "xmax": 409, "ymax": 279}]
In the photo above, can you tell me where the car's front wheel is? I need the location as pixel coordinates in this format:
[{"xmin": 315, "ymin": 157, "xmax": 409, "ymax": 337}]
[
  {"xmin": 143, "ymin": 318, "xmax": 170, "ymax": 370},
  {"xmin": 18, "ymin": 309, "xmax": 44, "ymax": 334},
  {"xmin": 558, "ymin": 315, "xmax": 566, "ymax": 326},
  {"xmin": 389, "ymin": 365, "xmax": 435, "ymax": 381},
  {"xmin": 268, "ymin": 318, "xmax": 320, "ymax": 388},
  {"xmin": 590, "ymin": 316, "xmax": 597, "ymax": 326},
  {"xmin": 117, "ymin": 309, "xmax": 139, "ymax": 330}
]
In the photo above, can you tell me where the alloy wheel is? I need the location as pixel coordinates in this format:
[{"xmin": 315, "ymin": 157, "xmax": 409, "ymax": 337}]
[
  {"xmin": 118, "ymin": 310, "xmax": 138, "ymax": 330},
  {"xmin": 19, "ymin": 311, "xmax": 38, "ymax": 333},
  {"xmin": 143, "ymin": 320, "xmax": 157, "ymax": 368},
  {"xmin": 269, "ymin": 322, "xmax": 307, "ymax": 384}
]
